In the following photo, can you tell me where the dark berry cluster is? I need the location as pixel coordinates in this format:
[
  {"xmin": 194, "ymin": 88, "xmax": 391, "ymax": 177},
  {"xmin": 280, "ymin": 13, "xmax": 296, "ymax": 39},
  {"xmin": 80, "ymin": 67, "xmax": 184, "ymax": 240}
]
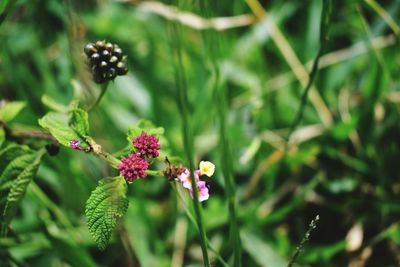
[
  {"xmin": 84, "ymin": 40, "xmax": 128, "ymax": 84},
  {"xmin": 133, "ymin": 133, "xmax": 161, "ymax": 158},
  {"xmin": 118, "ymin": 154, "xmax": 149, "ymax": 182}
]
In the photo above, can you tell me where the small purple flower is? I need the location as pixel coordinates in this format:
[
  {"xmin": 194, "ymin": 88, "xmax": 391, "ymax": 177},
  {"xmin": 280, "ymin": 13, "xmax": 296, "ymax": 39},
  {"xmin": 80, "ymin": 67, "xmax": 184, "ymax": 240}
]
[
  {"xmin": 69, "ymin": 139, "xmax": 81, "ymax": 150},
  {"xmin": 177, "ymin": 168, "xmax": 209, "ymax": 202},
  {"xmin": 118, "ymin": 153, "xmax": 149, "ymax": 182},
  {"xmin": 133, "ymin": 132, "xmax": 160, "ymax": 158},
  {"xmin": 191, "ymin": 180, "xmax": 209, "ymax": 202}
]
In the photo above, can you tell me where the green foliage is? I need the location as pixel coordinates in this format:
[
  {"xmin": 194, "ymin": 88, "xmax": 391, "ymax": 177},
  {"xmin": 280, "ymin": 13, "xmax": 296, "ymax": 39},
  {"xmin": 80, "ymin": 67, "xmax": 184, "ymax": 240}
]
[
  {"xmin": 127, "ymin": 119, "xmax": 164, "ymax": 142},
  {"xmin": 70, "ymin": 108, "xmax": 90, "ymax": 138},
  {"xmin": 0, "ymin": 128, "xmax": 4, "ymax": 147},
  {"xmin": 1, "ymin": 0, "xmax": 400, "ymax": 266},
  {"xmin": 0, "ymin": 144, "xmax": 31, "ymax": 171},
  {"xmin": 0, "ymin": 101, "xmax": 25, "ymax": 123},
  {"xmin": 241, "ymin": 229, "xmax": 287, "ymax": 267},
  {"xmin": 38, "ymin": 111, "xmax": 89, "ymax": 147},
  {"xmin": 0, "ymin": 148, "xmax": 45, "ymax": 236},
  {"xmin": 85, "ymin": 176, "xmax": 129, "ymax": 250}
]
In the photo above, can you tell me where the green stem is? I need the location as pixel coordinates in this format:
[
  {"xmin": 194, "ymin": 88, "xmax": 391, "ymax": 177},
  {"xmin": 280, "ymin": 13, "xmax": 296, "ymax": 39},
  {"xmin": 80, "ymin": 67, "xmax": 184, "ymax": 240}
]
[
  {"xmin": 287, "ymin": 215, "xmax": 320, "ymax": 267},
  {"xmin": 145, "ymin": 169, "xmax": 164, "ymax": 176},
  {"xmin": 198, "ymin": 2, "xmax": 242, "ymax": 266},
  {"xmin": 172, "ymin": 183, "xmax": 230, "ymax": 267},
  {"xmin": 88, "ymin": 82, "xmax": 109, "ymax": 112},
  {"xmin": 287, "ymin": 0, "xmax": 332, "ymax": 141},
  {"xmin": 215, "ymin": 70, "xmax": 242, "ymax": 267},
  {"xmin": 29, "ymin": 182, "xmax": 82, "ymax": 241},
  {"xmin": 169, "ymin": 8, "xmax": 210, "ymax": 266},
  {"xmin": 98, "ymin": 151, "xmax": 121, "ymax": 169}
]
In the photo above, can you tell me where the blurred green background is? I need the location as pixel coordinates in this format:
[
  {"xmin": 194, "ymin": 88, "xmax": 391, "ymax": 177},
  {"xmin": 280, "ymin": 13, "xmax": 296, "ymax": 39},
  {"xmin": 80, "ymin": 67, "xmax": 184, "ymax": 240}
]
[{"xmin": 1, "ymin": 0, "xmax": 400, "ymax": 266}]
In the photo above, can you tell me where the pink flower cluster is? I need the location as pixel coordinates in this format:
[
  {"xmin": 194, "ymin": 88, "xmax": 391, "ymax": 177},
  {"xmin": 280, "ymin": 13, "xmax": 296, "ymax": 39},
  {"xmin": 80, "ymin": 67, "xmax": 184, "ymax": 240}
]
[
  {"xmin": 118, "ymin": 132, "xmax": 160, "ymax": 182},
  {"xmin": 178, "ymin": 169, "xmax": 209, "ymax": 202},
  {"xmin": 118, "ymin": 154, "xmax": 149, "ymax": 182},
  {"xmin": 133, "ymin": 132, "xmax": 160, "ymax": 158}
]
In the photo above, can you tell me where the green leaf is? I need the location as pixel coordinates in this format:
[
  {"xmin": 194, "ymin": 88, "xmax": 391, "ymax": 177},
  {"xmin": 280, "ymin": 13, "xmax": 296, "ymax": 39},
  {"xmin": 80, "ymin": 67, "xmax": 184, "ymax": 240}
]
[
  {"xmin": 127, "ymin": 119, "xmax": 164, "ymax": 143},
  {"xmin": 0, "ymin": 144, "xmax": 31, "ymax": 171},
  {"xmin": 85, "ymin": 176, "xmax": 129, "ymax": 250},
  {"xmin": 70, "ymin": 108, "xmax": 90, "ymax": 138},
  {"xmin": 38, "ymin": 112, "xmax": 89, "ymax": 148},
  {"xmin": 0, "ymin": 149, "xmax": 45, "ymax": 235},
  {"xmin": 41, "ymin": 95, "xmax": 68, "ymax": 113},
  {"xmin": 0, "ymin": 101, "xmax": 25, "ymax": 123}
]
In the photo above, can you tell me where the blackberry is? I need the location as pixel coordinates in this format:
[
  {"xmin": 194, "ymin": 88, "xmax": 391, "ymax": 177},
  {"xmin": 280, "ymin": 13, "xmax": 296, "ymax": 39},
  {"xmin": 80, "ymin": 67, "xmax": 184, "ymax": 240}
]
[{"xmin": 84, "ymin": 41, "xmax": 128, "ymax": 84}]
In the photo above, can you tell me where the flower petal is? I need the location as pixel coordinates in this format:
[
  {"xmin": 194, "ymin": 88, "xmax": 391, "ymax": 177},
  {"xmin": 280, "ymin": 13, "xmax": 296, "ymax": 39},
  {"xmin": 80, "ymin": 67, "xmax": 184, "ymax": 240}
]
[{"xmin": 199, "ymin": 161, "xmax": 215, "ymax": 177}]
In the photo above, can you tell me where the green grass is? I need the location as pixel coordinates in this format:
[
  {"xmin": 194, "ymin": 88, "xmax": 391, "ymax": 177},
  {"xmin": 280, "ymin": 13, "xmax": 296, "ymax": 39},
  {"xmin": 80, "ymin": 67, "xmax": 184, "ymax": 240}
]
[{"xmin": 1, "ymin": 0, "xmax": 400, "ymax": 266}]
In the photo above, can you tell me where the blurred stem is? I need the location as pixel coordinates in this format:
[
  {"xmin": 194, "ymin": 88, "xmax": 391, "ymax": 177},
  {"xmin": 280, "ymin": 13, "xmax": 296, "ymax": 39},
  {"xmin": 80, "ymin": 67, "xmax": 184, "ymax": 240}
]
[
  {"xmin": 29, "ymin": 182, "xmax": 81, "ymax": 241},
  {"xmin": 172, "ymin": 183, "xmax": 230, "ymax": 267},
  {"xmin": 0, "ymin": 0, "xmax": 17, "ymax": 27},
  {"xmin": 169, "ymin": 9, "xmax": 210, "ymax": 266},
  {"xmin": 364, "ymin": 0, "xmax": 400, "ymax": 36},
  {"xmin": 198, "ymin": 2, "xmax": 242, "ymax": 266},
  {"xmin": 287, "ymin": 0, "xmax": 332, "ymax": 141},
  {"xmin": 215, "ymin": 73, "xmax": 242, "ymax": 267},
  {"xmin": 117, "ymin": 224, "xmax": 140, "ymax": 267},
  {"xmin": 2, "ymin": 123, "xmax": 57, "ymax": 143},
  {"xmin": 88, "ymin": 82, "xmax": 109, "ymax": 112}
]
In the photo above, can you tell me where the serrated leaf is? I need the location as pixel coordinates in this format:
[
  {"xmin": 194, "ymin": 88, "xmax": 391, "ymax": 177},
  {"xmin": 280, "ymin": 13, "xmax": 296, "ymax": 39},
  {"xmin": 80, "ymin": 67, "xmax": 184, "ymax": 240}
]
[
  {"xmin": 0, "ymin": 101, "xmax": 25, "ymax": 123},
  {"xmin": 0, "ymin": 144, "xmax": 31, "ymax": 171},
  {"xmin": 85, "ymin": 176, "xmax": 129, "ymax": 250},
  {"xmin": 0, "ymin": 149, "xmax": 45, "ymax": 236},
  {"xmin": 70, "ymin": 108, "xmax": 90, "ymax": 138},
  {"xmin": 38, "ymin": 112, "xmax": 89, "ymax": 148},
  {"xmin": 127, "ymin": 119, "xmax": 164, "ymax": 143}
]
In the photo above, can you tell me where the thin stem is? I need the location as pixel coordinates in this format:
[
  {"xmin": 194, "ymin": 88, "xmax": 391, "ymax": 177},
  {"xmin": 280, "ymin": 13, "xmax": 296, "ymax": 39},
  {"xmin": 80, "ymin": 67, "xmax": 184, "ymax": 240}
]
[
  {"xmin": 88, "ymin": 82, "xmax": 109, "ymax": 112},
  {"xmin": 168, "ymin": 6, "xmax": 210, "ymax": 265},
  {"xmin": 198, "ymin": 2, "xmax": 242, "ymax": 266},
  {"xmin": 98, "ymin": 151, "xmax": 121, "ymax": 169},
  {"xmin": 171, "ymin": 183, "xmax": 230, "ymax": 267},
  {"xmin": 287, "ymin": 215, "xmax": 320, "ymax": 267},
  {"xmin": 29, "ymin": 182, "xmax": 84, "ymax": 242},
  {"xmin": 2, "ymin": 123, "xmax": 57, "ymax": 143},
  {"xmin": 145, "ymin": 169, "xmax": 164, "ymax": 176},
  {"xmin": 364, "ymin": 0, "xmax": 400, "ymax": 36},
  {"xmin": 287, "ymin": 0, "xmax": 333, "ymax": 140}
]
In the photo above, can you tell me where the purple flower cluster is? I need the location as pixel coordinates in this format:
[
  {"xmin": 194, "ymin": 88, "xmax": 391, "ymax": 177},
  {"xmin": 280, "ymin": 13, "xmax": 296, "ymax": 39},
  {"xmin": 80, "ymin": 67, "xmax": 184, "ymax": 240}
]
[
  {"xmin": 118, "ymin": 154, "xmax": 149, "ymax": 182},
  {"xmin": 133, "ymin": 132, "xmax": 160, "ymax": 158},
  {"xmin": 119, "ymin": 132, "xmax": 161, "ymax": 182}
]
